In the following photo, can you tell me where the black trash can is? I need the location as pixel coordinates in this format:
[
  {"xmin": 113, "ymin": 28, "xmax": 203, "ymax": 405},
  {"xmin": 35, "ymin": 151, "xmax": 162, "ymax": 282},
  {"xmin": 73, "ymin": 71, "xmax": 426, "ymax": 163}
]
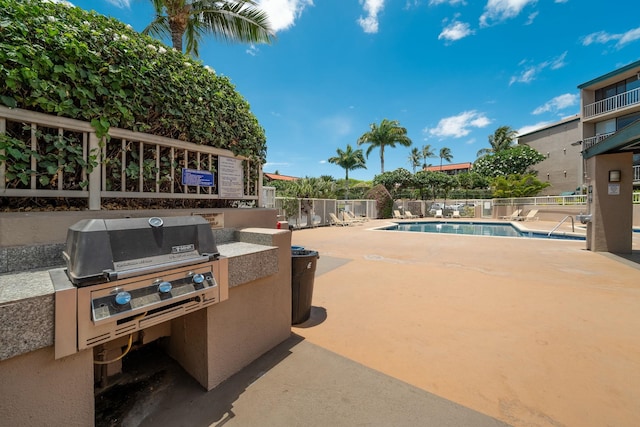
[{"xmin": 291, "ymin": 249, "xmax": 319, "ymax": 325}]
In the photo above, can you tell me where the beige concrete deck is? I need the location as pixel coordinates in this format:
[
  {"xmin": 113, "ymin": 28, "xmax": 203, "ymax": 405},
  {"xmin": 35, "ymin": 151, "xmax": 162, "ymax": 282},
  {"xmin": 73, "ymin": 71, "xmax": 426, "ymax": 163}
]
[{"xmin": 290, "ymin": 219, "xmax": 640, "ymax": 427}]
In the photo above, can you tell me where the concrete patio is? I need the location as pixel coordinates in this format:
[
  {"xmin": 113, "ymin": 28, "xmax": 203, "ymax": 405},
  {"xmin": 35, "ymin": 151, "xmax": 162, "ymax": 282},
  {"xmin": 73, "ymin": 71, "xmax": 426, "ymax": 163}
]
[{"xmin": 128, "ymin": 219, "xmax": 640, "ymax": 426}]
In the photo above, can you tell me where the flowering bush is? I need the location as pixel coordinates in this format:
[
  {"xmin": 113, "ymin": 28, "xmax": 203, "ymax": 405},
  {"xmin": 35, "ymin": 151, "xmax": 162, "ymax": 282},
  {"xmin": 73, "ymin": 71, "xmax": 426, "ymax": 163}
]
[
  {"xmin": 473, "ymin": 145, "xmax": 545, "ymax": 178},
  {"xmin": 0, "ymin": 0, "xmax": 266, "ymax": 162}
]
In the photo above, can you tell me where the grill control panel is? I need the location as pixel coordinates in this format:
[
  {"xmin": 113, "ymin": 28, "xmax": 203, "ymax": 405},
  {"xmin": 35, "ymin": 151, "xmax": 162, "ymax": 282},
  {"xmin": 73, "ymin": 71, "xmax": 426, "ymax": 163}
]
[
  {"xmin": 91, "ymin": 266, "xmax": 218, "ymax": 322},
  {"xmin": 58, "ymin": 258, "xmax": 230, "ymax": 353}
]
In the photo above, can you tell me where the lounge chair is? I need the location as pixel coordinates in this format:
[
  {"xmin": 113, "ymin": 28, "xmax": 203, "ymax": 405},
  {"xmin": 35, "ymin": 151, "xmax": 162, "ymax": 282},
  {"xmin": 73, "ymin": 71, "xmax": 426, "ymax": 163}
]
[
  {"xmin": 517, "ymin": 209, "xmax": 539, "ymax": 221},
  {"xmin": 329, "ymin": 212, "xmax": 351, "ymax": 226},
  {"xmin": 404, "ymin": 210, "xmax": 417, "ymax": 219},
  {"xmin": 499, "ymin": 209, "xmax": 522, "ymax": 220},
  {"xmin": 451, "ymin": 210, "xmax": 461, "ymax": 218},
  {"xmin": 343, "ymin": 211, "xmax": 366, "ymax": 223},
  {"xmin": 434, "ymin": 209, "xmax": 443, "ymax": 218},
  {"xmin": 393, "ymin": 210, "xmax": 404, "ymax": 219}
]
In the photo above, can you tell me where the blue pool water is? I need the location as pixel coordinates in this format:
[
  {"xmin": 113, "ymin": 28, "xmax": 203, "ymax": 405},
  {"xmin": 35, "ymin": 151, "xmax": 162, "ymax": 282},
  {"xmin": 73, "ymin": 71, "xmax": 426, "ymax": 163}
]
[{"xmin": 384, "ymin": 221, "xmax": 586, "ymax": 240}]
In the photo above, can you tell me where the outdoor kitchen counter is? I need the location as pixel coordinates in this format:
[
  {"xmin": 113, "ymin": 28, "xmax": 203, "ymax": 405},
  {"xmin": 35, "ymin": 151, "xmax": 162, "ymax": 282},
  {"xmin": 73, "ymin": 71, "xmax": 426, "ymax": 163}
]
[{"xmin": 0, "ymin": 232, "xmax": 284, "ymax": 362}]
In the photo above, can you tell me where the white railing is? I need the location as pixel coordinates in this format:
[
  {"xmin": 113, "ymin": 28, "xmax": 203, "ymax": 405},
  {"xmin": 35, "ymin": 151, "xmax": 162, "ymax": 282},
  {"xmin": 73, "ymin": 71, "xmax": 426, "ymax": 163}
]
[
  {"xmin": 493, "ymin": 195, "xmax": 587, "ymax": 206},
  {"xmin": 583, "ymin": 87, "xmax": 640, "ymax": 119},
  {"xmin": 495, "ymin": 193, "xmax": 640, "ymax": 205},
  {"xmin": 583, "ymin": 131, "xmax": 615, "ymax": 150},
  {"xmin": 634, "ymin": 165, "xmax": 640, "ymax": 182},
  {"xmin": 0, "ymin": 106, "xmax": 260, "ymax": 210}
]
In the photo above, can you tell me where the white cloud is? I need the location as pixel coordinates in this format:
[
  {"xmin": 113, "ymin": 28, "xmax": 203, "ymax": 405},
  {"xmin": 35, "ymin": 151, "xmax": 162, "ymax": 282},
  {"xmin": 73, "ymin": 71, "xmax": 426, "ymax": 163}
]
[
  {"xmin": 246, "ymin": 44, "xmax": 259, "ymax": 56},
  {"xmin": 509, "ymin": 51, "xmax": 567, "ymax": 85},
  {"xmin": 479, "ymin": 0, "xmax": 538, "ymax": 27},
  {"xmin": 532, "ymin": 93, "xmax": 578, "ymax": 115},
  {"xmin": 525, "ymin": 11, "xmax": 538, "ymax": 25},
  {"xmin": 438, "ymin": 18, "xmax": 474, "ymax": 42},
  {"xmin": 581, "ymin": 27, "xmax": 640, "ymax": 49},
  {"xmin": 426, "ymin": 110, "xmax": 491, "ymax": 139},
  {"xmin": 104, "ymin": 0, "xmax": 130, "ymax": 7},
  {"xmin": 517, "ymin": 121, "xmax": 553, "ymax": 136},
  {"xmin": 358, "ymin": 0, "xmax": 385, "ymax": 34},
  {"xmin": 258, "ymin": 0, "xmax": 314, "ymax": 33},
  {"xmin": 429, "ymin": 0, "xmax": 467, "ymax": 5}
]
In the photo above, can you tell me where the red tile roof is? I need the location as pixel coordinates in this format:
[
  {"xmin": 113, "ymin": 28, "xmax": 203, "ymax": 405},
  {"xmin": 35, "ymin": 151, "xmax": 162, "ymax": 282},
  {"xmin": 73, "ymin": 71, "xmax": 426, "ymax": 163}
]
[
  {"xmin": 264, "ymin": 173, "xmax": 299, "ymax": 181},
  {"xmin": 425, "ymin": 162, "xmax": 472, "ymax": 172}
]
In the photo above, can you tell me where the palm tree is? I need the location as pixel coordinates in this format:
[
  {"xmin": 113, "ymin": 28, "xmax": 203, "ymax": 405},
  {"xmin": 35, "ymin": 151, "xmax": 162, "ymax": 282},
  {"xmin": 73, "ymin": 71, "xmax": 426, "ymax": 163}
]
[
  {"xmin": 439, "ymin": 147, "xmax": 453, "ymax": 172},
  {"xmin": 328, "ymin": 144, "xmax": 367, "ymax": 181},
  {"xmin": 408, "ymin": 147, "xmax": 421, "ymax": 173},
  {"xmin": 421, "ymin": 144, "xmax": 435, "ymax": 169},
  {"xmin": 476, "ymin": 125, "xmax": 518, "ymax": 158},
  {"xmin": 143, "ymin": 0, "xmax": 275, "ymax": 57},
  {"xmin": 328, "ymin": 144, "xmax": 366, "ymax": 199},
  {"xmin": 357, "ymin": 119, "xmax": 412, "ymax": 174}
]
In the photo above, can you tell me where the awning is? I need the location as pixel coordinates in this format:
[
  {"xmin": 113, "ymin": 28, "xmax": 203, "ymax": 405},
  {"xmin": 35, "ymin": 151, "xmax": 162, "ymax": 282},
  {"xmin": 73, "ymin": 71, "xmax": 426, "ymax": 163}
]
[{"xmin": 583, "ymin": 119, "xmax": 640, "ymax": 159}]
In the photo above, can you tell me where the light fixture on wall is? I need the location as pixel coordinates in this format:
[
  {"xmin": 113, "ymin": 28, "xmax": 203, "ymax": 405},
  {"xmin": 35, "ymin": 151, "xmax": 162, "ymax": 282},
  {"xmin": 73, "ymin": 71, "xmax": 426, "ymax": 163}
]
[
  {"xmin": 608, "ymin": 170, "xmax": 621, "ymax": 182},
  {"xmin": 564, "ymin": 170, "xmax": 567, "ymax": 177}
]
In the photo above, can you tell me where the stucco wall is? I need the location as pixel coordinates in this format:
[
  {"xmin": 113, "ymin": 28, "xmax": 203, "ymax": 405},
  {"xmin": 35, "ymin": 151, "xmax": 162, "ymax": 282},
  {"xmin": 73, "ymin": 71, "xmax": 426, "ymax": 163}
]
[
  {"xmin": 168, "ymin": 228, "xmax": 292, "ymax": 390},
  {"xmin": 0, "ymin": 208, "xmax": 278, "ymax": 248},
  {"xmin": 0, "ymin": 346, "xmax": 94, "ymax": 427},
  {"xmin": 518, "ymin": 118, "xmax": 582, "ymax": 196},
  {"xmin": 586, "ymin": 152, "xmax": 634, "ymax": 252}
]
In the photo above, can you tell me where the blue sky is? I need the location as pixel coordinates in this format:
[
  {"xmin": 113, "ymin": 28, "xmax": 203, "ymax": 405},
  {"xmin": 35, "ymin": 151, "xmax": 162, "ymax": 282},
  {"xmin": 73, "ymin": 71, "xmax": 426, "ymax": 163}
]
[{"xmin": 70, "ymin": 0, "xmax": 640, "ymax": 181}]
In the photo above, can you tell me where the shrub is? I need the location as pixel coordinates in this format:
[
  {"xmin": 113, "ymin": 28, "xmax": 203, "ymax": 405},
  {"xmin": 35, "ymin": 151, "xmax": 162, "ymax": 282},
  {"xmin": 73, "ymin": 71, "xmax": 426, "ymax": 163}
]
[{"xmin": 0, "ymin": 0, "xmax": 266, "ymax": 162}]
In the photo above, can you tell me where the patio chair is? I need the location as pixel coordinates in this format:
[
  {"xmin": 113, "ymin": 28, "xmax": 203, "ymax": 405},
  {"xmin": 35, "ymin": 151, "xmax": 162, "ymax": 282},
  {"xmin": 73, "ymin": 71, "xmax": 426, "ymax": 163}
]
[
  {"xmin": 404, "ymin": 210, "xmax": 417, "ymax": 219},
  {"xmin": 517, "ymin": 209, "xmax": 539, "ymax": 221},
  {"xmin": 393, "ymin": 210, "xmax": 404, "ymax": 219},
  {"xmin": 343, "ymin": 211, "xmax": 366, "ymax": 223},
  {"xmin": 452, "ymin": 210, "xmax": 461, "ymax": 218},
  {"xmin": 434, "ymin": 209, "xmax": 443, "ymax": 218},
  {"xmin": 499, "ymin": 209, "xmax": 522, "ymax": 220},
  {"xmin": 329, "ymin": 213, "xmax": 350, "ymax": 226}
]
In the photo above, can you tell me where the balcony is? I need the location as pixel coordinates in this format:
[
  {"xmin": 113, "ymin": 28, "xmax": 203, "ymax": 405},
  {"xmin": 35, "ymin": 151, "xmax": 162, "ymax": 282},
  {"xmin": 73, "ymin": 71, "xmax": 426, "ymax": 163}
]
[
  {"xmin": 583, "ymin": 131, "xmax": 615, "ymax": 150},
  {"xmin": 583, "ymin": 87, "xmax": 640, "ymax": 120},
  {"xmin": 635, "ymin": 165, "xmax": 640, "ymax": 183}
]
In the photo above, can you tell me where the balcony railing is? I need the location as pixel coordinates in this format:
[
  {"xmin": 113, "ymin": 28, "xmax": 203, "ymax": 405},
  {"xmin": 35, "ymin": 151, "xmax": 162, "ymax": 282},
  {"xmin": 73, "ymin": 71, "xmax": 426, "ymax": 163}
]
[
  {"xmin": 635, "ymin": 165, "xmax": 640, "ymax": 182},
  {"xmin": 583, "ymin": 131, "xmax": 616, "ymax": 150},
  {"xmin": 583, "ymin": 87, "xmax": 640, "ymax": 119}
]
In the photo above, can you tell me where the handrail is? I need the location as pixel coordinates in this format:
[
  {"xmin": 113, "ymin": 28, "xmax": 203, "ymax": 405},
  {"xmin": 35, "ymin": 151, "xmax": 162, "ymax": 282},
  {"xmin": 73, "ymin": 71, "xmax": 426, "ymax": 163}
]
[{"xmin": 548, "ymin": 215, "xmax": 575, "ymax": 237}]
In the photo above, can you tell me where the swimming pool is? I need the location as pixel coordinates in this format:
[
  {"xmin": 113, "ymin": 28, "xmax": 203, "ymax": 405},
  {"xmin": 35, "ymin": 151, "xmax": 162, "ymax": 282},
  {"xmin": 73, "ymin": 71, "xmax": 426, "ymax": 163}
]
[{"xmin": 383, "ymin": 221, "xmax": 586, "ymax": 240}]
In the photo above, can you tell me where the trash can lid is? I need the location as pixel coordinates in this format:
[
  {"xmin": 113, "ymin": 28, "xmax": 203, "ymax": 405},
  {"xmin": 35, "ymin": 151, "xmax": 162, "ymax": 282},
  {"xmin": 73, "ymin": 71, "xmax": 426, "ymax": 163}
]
[{"xmin": 291, "ymin": 249, "xmax": 319, "ymax": 257}]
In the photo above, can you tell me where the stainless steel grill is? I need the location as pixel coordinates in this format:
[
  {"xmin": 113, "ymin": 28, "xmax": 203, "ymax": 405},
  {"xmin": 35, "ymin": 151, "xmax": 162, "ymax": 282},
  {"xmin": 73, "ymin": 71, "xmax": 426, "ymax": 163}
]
[{"xmin": 52, "ymin": 216, "xmax": 228, "ymax": 359}]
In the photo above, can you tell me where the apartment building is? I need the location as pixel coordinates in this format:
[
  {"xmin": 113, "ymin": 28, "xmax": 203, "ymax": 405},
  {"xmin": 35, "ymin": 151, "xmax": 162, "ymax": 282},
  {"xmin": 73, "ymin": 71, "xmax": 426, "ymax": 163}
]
[
  {"xmin": 517, "ymin": 115, "xmax": 582, "ymax": 196},
  {"xmin": 578, "ymin": 59, "xmax": 640, "ymax": 253},
  {"xmin": 579, "ymin": 59, "xmax": 640, "ymax": 186}
]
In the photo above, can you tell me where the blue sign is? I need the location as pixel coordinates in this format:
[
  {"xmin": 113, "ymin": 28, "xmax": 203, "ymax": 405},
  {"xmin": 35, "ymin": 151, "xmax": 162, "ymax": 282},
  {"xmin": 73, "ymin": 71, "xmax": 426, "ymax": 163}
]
[{"xmin": 182, "ymin": 168, "xmax": 214, "ymax": 187}]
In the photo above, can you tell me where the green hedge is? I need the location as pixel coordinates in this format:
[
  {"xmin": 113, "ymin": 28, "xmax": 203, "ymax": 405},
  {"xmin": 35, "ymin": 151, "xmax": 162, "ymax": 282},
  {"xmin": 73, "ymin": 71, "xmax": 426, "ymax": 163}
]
[{"xmin": 0, "ymin": 0, "xmax": 266, "ymax": 162}]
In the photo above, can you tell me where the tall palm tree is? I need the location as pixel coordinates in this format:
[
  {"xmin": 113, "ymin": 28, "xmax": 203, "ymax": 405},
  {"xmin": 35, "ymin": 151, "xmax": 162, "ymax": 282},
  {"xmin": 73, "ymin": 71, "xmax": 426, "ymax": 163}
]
[
  {"xmin": 476, "ymin": 125, "xmax": 518, "ymax": 158},
  {"xmin": 421, "ymin": 144, "xmax": 435, "ymax": 169},
  {"xmin": 408, "ymin": 147, "xmax": 421, "ymax": 173},
  {"xmin": 328, "ymin": 144, "xmax": 367, "ymax": 181},
  {"xmin": 328, "ymin": 144, "xmax": 366, "ymax": 200},
  {"xmin": 439, "ymin": 147, "xmax": 453, "ymax": 172},
  {"xmin": 143, "ymin": 0, "xmax": 275, "ymax": 57},
  {"xmin": 357, "ymin": 119, "xmax": 412, "ymax": 174}
]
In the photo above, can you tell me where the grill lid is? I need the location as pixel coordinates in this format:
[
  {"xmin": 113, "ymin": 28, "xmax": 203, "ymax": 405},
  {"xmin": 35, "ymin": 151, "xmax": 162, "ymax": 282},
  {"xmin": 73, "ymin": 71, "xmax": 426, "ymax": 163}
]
[{"xmin": 63, "ymin": 216, "xmax": 219, "ymax": 285}]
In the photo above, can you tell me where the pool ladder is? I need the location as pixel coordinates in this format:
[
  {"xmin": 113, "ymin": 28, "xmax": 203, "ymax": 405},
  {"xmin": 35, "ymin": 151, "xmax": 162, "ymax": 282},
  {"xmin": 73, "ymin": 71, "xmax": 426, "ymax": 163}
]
[{"xmin": 548, "ymin": 215, "xmax": 575, "ymax": 237}]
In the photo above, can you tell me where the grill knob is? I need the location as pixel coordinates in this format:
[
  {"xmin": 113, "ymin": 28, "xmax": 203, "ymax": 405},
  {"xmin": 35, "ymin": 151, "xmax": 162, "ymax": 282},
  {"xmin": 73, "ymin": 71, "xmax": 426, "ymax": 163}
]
[
  {"xmin": 192, "ymin": 273, "xmax": 205, "ymax": 285},
  {"xmin": 114, "ymin": 291, "xmax": 132, "ymax": 306},
  {"xmin": 158, "ymin": 281, "xmax": 172, "ymax": 294}
]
